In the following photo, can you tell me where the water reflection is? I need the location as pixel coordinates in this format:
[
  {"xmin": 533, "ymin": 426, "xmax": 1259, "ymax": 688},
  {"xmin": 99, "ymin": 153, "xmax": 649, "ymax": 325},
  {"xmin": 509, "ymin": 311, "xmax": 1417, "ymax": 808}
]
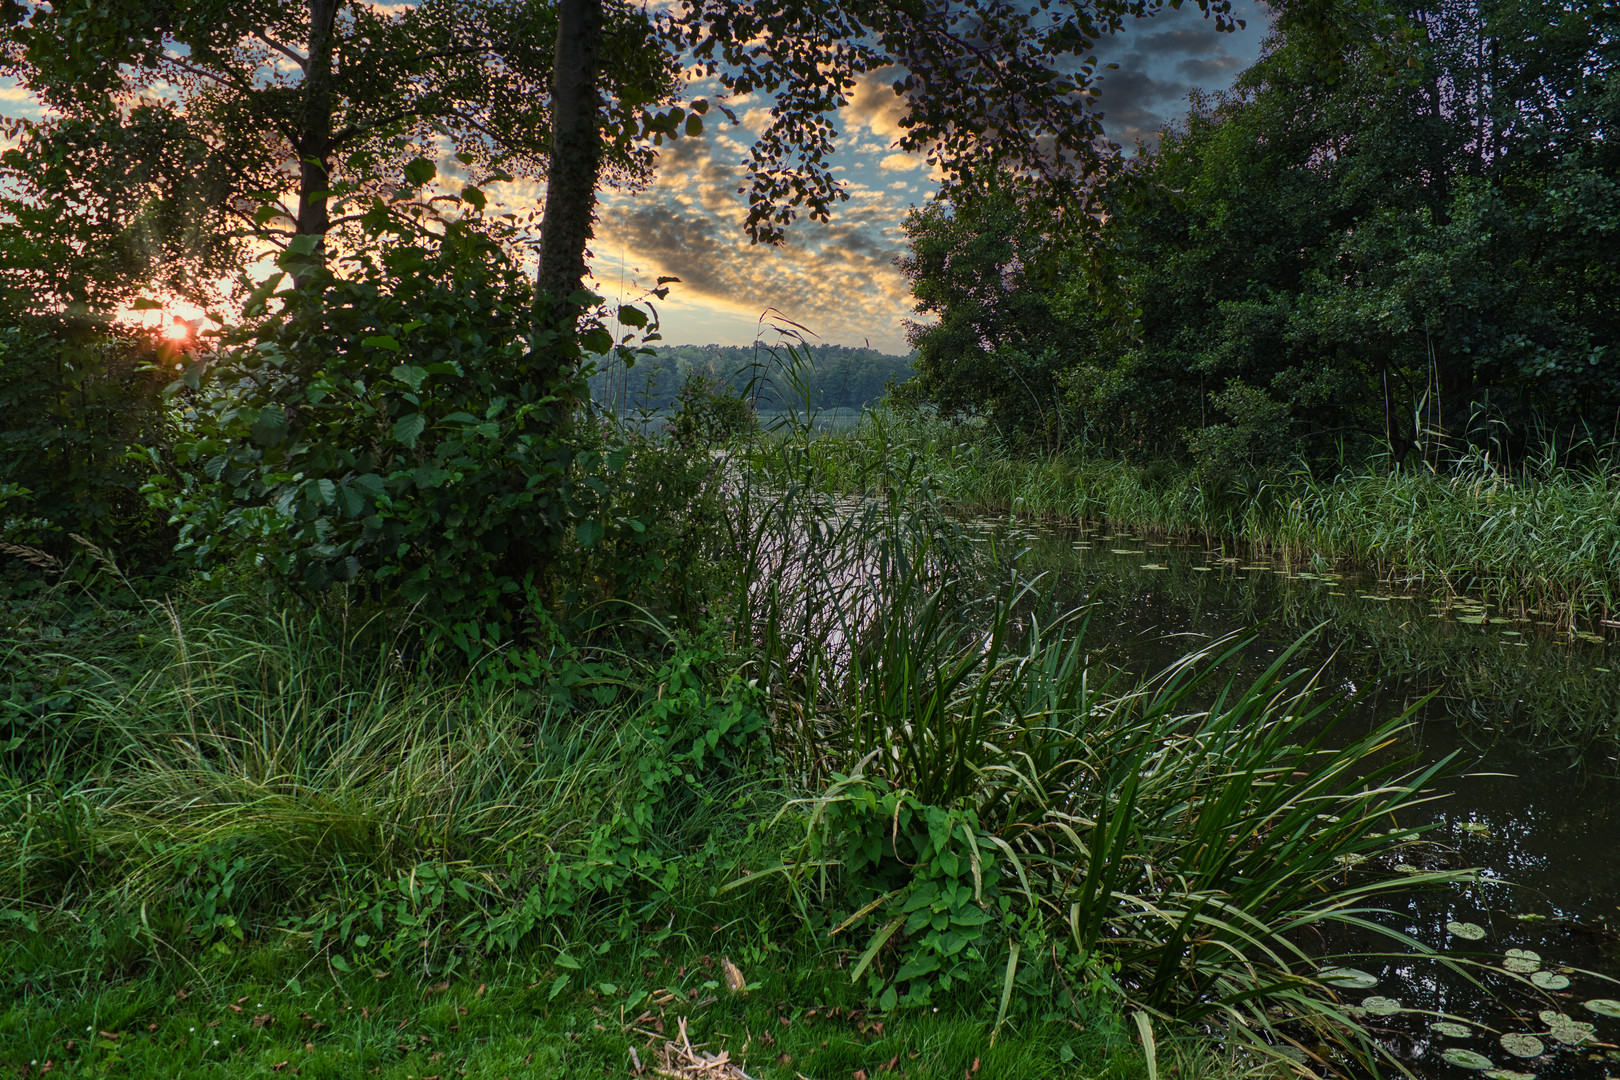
[{"xmin": 985, "ymin": 519, "xmax": 1620, "ymax": 1077}]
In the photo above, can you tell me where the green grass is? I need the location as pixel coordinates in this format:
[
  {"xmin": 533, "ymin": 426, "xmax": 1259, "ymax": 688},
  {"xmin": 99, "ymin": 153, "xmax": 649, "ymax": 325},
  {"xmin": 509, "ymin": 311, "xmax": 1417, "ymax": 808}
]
[
  {"xmin": 2, "ymin": 941, "xmax": 1159, "ymax": 1080},
  {"xmin": 780, "ymin": 411, "xmax": 1620, "ymax": 627}
]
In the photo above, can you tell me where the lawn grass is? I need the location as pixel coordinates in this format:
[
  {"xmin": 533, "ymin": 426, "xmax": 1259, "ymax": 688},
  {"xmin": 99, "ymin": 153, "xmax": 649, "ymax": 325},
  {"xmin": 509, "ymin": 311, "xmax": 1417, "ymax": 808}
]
[{"xmin": 2, "ymin": 940, "xmax": 1149, "ymax": 1080}]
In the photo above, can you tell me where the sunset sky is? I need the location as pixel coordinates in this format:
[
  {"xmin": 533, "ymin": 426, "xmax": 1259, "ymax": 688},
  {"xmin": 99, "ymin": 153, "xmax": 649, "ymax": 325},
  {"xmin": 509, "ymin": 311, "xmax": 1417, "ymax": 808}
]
[{"xmin": 0, "ymin": 0, "xmax": 1270, "ymax": 352}]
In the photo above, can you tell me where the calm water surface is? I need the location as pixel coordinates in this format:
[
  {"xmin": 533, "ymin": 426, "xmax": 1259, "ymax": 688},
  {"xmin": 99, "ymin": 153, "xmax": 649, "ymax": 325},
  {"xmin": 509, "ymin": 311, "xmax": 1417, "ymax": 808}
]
[{"xmin": 978, "ymin": 520, "xmax": 1620, "ymax": 1078}]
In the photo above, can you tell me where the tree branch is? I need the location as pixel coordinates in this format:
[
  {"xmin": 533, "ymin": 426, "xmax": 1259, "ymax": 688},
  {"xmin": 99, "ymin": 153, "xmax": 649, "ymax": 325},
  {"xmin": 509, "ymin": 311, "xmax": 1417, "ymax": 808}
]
[{"xmin": 251, "ymin": 30, "xmax": 309, "ymax": 72}]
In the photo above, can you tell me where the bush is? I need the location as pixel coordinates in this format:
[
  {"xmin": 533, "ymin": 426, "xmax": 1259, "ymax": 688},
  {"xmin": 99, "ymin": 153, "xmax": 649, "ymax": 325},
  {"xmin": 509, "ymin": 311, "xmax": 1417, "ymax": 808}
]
[
  {"xmin": 149, "ymin": 221, "xmax": 730, "ymax": 654},
  {"xmin": 0, "ymin": 313, "xmax": 178, "ymax": 569}
]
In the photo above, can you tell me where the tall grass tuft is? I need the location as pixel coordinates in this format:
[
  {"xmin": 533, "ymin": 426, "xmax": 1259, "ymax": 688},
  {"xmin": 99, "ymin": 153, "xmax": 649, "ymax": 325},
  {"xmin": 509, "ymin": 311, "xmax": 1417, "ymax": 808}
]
[{"xmin": 733, "ymin": 408, "xmax": 1464, "ymax": 1071}]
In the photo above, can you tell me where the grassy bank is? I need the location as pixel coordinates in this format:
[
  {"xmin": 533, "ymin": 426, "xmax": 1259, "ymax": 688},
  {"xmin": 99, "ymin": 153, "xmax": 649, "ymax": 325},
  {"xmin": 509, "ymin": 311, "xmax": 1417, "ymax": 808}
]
[
  {"xmin": 2, "ymin": 435, "xmax": 1471, "ymax": 1078},
  {"xmin": 787, "ymin": 412, "xmax": 1620, "ymax": 627}
]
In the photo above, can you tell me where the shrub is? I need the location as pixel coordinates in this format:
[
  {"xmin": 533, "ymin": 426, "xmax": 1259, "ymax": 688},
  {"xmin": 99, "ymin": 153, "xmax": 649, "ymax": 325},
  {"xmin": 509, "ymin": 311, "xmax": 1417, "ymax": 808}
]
[{"xmin": 0, "ymin": 313, "xmax": 178, "ymax": 570}]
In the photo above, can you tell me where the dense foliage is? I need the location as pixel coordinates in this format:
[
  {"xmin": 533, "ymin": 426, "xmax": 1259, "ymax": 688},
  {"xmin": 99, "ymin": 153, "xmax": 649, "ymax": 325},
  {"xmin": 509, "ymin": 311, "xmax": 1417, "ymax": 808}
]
[
  {"xmin": 901, "ymin": 2, "xmax": 1620, "ymax": 471},
  {"xmin": 0, "ymin": 313, "xmax": 178, "ymax": 565}
]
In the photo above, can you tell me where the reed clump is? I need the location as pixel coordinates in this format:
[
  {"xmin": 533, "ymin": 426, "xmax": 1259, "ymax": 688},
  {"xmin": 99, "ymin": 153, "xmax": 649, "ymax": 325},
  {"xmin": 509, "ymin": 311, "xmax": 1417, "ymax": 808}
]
[{"xmin": 787, "ymin": 411, "xmax": 1620, "ymax": 626}]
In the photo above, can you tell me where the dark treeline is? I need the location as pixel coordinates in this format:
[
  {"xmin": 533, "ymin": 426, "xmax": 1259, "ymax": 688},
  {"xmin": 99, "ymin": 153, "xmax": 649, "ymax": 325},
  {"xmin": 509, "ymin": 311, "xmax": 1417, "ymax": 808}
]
[
  {"xmin": 589, "ymin": 342, "xmax": 914, "ymax": 415},
  {"xmin": 900, "ymin": 1, "xmax": 1619, "ymax": 472}
]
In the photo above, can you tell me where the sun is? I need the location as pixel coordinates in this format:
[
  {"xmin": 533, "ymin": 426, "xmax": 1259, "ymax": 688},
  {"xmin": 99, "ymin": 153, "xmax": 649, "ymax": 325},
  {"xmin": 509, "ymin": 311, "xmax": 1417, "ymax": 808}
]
[{"xmin": 163, "ymin": 317, "xmax": 192, "ymax": 341}]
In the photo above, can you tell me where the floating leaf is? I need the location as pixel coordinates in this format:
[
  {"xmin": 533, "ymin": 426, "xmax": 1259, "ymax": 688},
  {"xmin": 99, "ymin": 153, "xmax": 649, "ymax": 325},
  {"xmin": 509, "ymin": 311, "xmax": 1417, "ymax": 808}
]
[
  {"xmin": 1461, "ymin": 822, "xmax": 1492, "ymax": 835},
  {"xmin": 1530, "ymin": 971, "xmax": 1570, "ymax": 991},
  {"xmin": 1585, "ymin": 1000, "xmax": 1620, "ymax": 1019},
  {"xmin": 1363, "ymin": 996, "xmax": 1401, "ymax": 1017},
  {"xmin": 1395, "ymin": 863, "xmax": 1421, "ymax": 873},
  {"xmin": 1140, "ymin": 563, "xmax": 1168, "ymax": 570},
  {"xmin": 1318, "ymin": 967, "xmax": 1379, "ymax": 989},
  {"xmin": 1548, "ymin": 1020, "xmax": 1594, "ymax": 1045},
  {"xmin": 1432, "ymin": 1022, "xmax": 1474, "ymax": 1038},
  {"xmin": 1443, "ymin": 1049, "xmax": 1495, "ymax": 1070},
  {"xmin": 1110, "ymin": 549, "xmax": 1145, "ymax": 555},
  {"xmin": 1482, "ymin": 1071, "xmax": 1536, "ymax": 1080},
  {"xmin": 1504, "ymin": 949, "xmax": 1542, "ymax": 973},
  {"xmin": 1448, "ymin": 921, "xmax": 1487, "ymax": 941},
  {"xmin": 1499, "ymin": 1034, "xmax": 1544, "ymax": 1059}
]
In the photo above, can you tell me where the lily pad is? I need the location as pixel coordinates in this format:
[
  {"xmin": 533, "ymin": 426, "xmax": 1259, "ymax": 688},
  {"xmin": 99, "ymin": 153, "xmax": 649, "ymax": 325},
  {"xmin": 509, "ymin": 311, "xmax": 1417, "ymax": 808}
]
[
  {"xmin": 1443, "ymin": 1048, "xmax": 1495, "ymax": 1070},
  {"xmin": 1530, "ymin": 970, "xmax": 1570, "ymax": 991},
  {"xmin": 1432, "ymin": 1022, "xmax": 1474, "ymax": 1038},
  {"xmin": 1504, "ymin": 949, "xmax": 1542, "ymax": 973},
  {"xmin": 1109, "ymin": 549, "xmax": 1145, "ymax": 555},
  {"xmin": 1318, "ymin": 966, "xmax": 1379, "ymax": 990},
  {"xmin": 1363, "ymin": 996, "xmax": 1402, "ymax": 1017},
  {"xmin": 1448, "ymin": 921, "xmax": 1487, "ymax": 940},
  {"xmin": 1461, "ymin": 822, "xmax": 1492, "ymax": 835},
  {"xmin": 1585, "ymin": 999, "xmax": 1620, "ymax": 1018},
  {"xmin": 1483, "ymin": 1071, "xmax": 1536, "ymax": 1080},
  {"xmin": 1499, "ymin": 1034, "xmax": 1545, "ymax": 1058},
  {"xmin": 1139, "ymin": 563, "xmax": 1168, "ymax": 570},
  {"xmin": 1548, "ymin": 1021, "xmax": 1594, "ymax": 1045}
]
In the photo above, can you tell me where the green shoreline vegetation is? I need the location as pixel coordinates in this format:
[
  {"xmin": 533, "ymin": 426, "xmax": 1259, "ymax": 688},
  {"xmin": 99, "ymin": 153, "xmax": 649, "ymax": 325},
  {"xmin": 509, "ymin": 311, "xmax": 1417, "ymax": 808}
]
[
  {"xmin": 3, "ymin": 401, "xmax": 1463, "ymax": 1079},
  {"xmin": 797, "ymin": 412, "xmax": 1620, "ymax": 631}
]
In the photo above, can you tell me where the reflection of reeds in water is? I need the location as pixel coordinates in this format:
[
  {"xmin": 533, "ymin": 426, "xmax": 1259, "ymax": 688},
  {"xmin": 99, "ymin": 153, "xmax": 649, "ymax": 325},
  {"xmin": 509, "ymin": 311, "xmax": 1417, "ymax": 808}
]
[
  {"xmin": 733, "ymin": 433, "xmax": 1466, "ymax": 1071},
  {"xmin": 1001, "ymin": 525, "xmax": 1620, "ymax": 753},
  {"xmin": 789, "ymin": 413, "xmax": 1620, "ymax": 631}
]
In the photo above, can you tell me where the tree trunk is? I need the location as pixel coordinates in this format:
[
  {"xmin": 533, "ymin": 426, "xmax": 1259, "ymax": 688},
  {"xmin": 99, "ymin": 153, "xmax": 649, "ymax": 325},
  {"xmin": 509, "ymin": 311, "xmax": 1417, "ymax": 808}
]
[
  {"xmin": 293, "ymin": 0, "xmax": 340, "ymax": 287},
  {"xmin": 296, "ymin": 0, "xmax": 340, "ymax": 237},
  {"xmin": 533, "ymin": 0, "xmax": 603, "ymax": 382}
]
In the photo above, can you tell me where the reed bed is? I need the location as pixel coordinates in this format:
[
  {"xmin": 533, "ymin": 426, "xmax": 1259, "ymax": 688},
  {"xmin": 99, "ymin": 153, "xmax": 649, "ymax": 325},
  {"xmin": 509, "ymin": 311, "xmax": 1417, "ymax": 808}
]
[{"xmin": 780, "ymin": 412, "xmax": 1620, "ymax": 626}]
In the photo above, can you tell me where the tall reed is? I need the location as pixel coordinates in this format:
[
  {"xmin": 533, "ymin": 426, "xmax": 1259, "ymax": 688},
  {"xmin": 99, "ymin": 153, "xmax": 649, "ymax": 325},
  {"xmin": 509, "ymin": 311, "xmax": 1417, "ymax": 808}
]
[
  {"xmin": 733, "ymin": 419, "xmax": 1465, "ymax": 1072},
  {"xmin": 785, "ymin": 412, "xmax": 1620, "ymax": 625}
]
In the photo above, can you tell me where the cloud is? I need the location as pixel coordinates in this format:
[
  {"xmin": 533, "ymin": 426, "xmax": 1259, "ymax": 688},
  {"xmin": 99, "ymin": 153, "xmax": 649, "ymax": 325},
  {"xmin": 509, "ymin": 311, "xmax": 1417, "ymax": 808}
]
[
  {"xmin": 845, "ymin": 68, "xmax": 907, "ymax": 142},
  {"xmin": 1085, "ymin": 0, "xmax": 1268, "ymax": 148},
  {"xmin": 879, "ymin": 152, "xmax": 922, "ymax": 172},
  {"xmin": 591, "ymin": 123, "xmax": 916, "ymax": 351}
]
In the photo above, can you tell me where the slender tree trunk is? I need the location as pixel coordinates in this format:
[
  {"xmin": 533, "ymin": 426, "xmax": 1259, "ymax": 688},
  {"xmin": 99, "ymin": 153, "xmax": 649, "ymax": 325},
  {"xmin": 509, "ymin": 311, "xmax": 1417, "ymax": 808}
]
[
  {"xmin": 533, "ymin": 0, "xmax": 604, "ymax": 382},
  {"xmin": 297, "ymin": 0, "xmax": 340, "ymax": 237},
  {"xmin": 294, "ymin": 0, "xmax": 340, "ymax": 283}
]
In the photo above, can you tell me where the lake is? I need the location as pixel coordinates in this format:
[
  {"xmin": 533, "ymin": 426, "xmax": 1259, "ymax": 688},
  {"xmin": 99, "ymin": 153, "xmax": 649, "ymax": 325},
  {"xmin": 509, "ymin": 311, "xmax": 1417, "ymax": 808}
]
[{"xmin": 976, "ymin": 518, "xmax": 1620, "ymax": 1078}]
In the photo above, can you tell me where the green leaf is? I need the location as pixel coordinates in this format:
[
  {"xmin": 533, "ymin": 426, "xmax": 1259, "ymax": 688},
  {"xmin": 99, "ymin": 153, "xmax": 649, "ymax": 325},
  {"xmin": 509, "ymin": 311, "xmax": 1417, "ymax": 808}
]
[
  {"xmin": 684, "ymin": 114, "xmax": 703, "ymax": 137},
  {"xmin": 364, "ymin": 335, "xmax": 402, "ymax": 353},
  {"xmin": 392, "ymin": 364, "xmax": 428, "ymax": 390},
  {"xmin": 617, "ymin": 305, "xmax": 649, "ymax": 328},
  {"xmin": 576, "ymin": 519, "xmax": 604, "ymax": 548},
  {"xmin": 392, "ymin": 413, "xmax": 427, "ymax": 448},
  {"xmin": 460, "ymin": 185, "xmax": 486, "ymax": 211},
  {"xmin": 130, "ymin": 297, "xmax": 164, "ymax": 311},
  {"xmin": 403, "ymin": 157, "xmax": 436, "ymax": 187},
  {"xmin": 250, "ymin": 407, "xmax": 289, "ymax": 448}
]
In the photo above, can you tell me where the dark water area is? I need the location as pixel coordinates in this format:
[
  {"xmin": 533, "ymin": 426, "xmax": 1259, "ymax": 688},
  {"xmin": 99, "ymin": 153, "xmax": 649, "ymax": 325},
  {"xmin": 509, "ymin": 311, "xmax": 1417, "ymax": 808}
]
[{"xmin": 973, "ymin": 520, "xmax": 1620, "ymax": 1078}]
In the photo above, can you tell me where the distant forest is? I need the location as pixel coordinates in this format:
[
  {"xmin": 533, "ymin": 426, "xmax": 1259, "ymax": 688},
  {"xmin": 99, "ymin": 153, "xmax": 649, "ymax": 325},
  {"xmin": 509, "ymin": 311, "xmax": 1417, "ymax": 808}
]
[{"xmin": 589, "ymin": 342, "xmax": 915, "ymax": 414}]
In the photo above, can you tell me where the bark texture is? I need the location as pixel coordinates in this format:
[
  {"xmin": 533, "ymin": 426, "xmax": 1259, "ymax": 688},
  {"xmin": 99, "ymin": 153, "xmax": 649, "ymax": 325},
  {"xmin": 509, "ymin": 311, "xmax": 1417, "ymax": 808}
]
[
  {"xmin": 296, "ymin": 0, "xmax": 341, "ymax": 242},
  {"xmin": 534, "ymin": 0, "xmax": 604, "ymax": 376}
]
